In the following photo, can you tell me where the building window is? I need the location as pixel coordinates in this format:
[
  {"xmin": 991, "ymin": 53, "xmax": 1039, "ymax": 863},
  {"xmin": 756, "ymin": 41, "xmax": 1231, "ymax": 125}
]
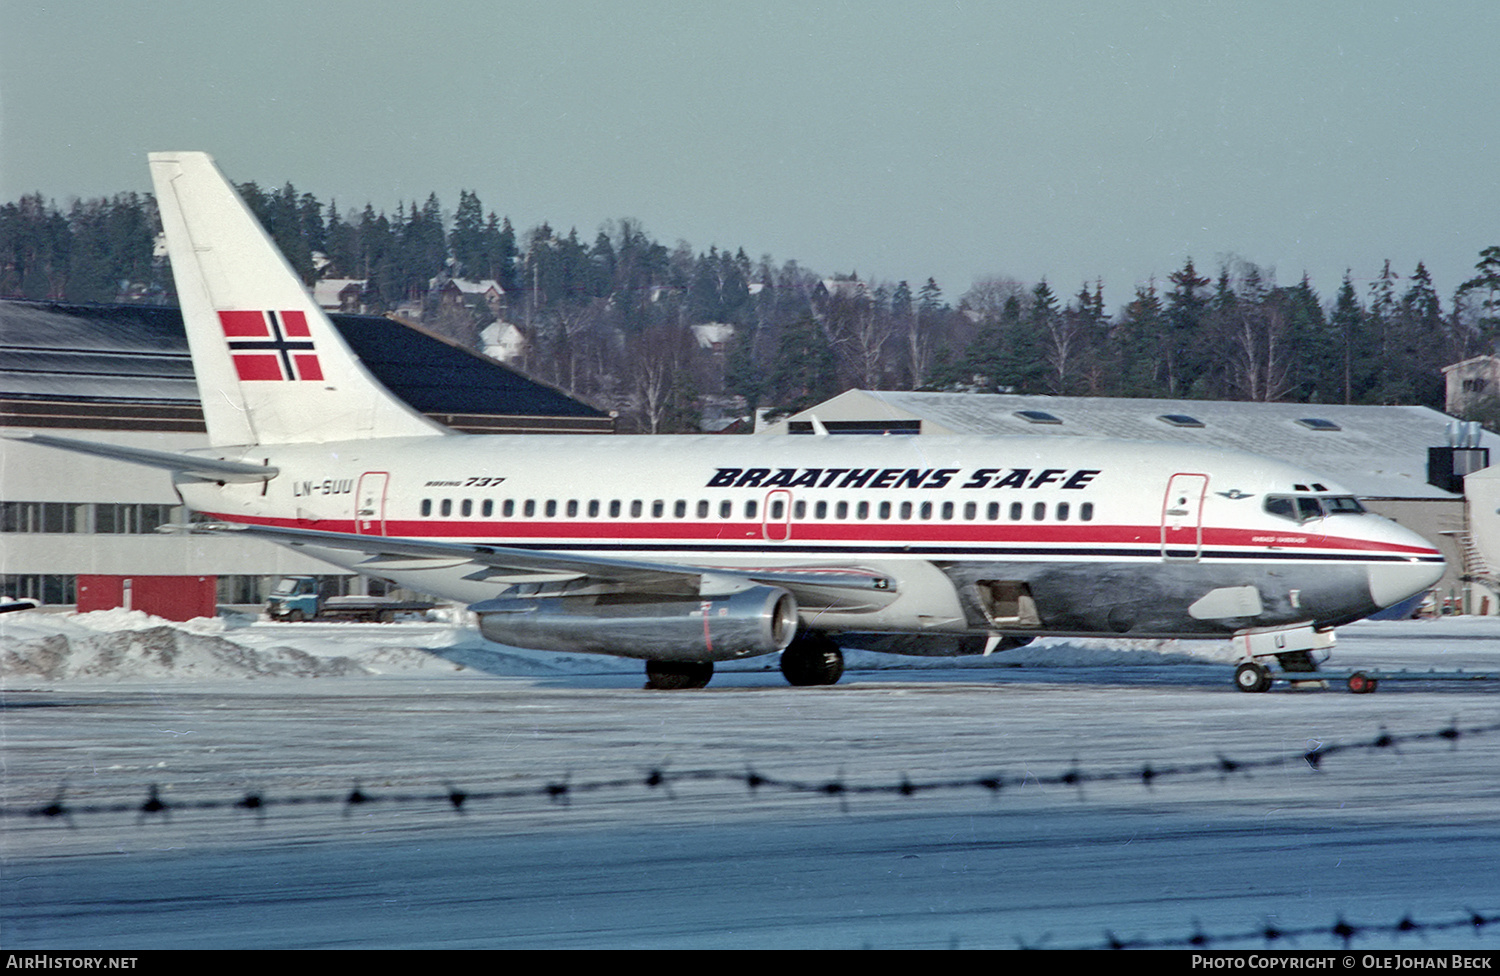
[{"xmin": 1, "ymin": 574, "xmax": 76, "ymax": 604}]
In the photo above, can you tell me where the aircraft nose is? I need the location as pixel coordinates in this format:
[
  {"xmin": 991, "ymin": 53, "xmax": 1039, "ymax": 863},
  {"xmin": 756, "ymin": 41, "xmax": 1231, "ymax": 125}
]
[{"xmin": 1367, "ymin": 558, "xmax": 1445, "ymax": 610}]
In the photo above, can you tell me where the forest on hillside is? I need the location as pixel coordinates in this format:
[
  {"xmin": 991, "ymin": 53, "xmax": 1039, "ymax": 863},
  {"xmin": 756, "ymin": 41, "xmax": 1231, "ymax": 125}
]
[{"xmin": 2, "ymin": 184, "xmax": 1498, "ymax": 433}]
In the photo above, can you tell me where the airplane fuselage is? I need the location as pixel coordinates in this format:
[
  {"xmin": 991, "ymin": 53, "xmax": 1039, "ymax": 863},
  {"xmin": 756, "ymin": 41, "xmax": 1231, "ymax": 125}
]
[{"xmin": 176, "ymin": 432, "xmax": 1444, "ymax": 652}]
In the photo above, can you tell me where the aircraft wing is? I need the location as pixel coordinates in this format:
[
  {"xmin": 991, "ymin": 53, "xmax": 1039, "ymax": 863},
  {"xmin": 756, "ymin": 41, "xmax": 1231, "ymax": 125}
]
[{"xmin": 189, "ymin": 521, "xmax": 897, "ymax": 610}]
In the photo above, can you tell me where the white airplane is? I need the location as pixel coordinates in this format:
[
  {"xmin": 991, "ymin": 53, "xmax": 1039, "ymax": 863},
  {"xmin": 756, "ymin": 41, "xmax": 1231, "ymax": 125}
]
[{"xmin": 10, "ymin": 152, "xmax": 1447, "ymax": 691}]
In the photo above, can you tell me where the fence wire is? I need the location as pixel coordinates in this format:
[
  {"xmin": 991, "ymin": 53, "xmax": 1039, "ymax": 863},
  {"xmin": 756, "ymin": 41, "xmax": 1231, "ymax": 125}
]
[{"xmin": 5, "ymin": 716, "xmax": 1498, "ymax": 826}]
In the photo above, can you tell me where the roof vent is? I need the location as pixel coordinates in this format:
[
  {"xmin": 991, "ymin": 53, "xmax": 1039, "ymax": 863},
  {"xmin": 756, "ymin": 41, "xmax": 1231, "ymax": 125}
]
[
  {"xmin": 1014, "ymin": 410, "xmax": 1062, "ymax": 425},
  {"xmin": 1296, "ymin": 418, "xmax": 1341, "ymax": 431},
  {"xmin": 1157, "ymin": 414, "xmax": 1204, "ymax": 428}
]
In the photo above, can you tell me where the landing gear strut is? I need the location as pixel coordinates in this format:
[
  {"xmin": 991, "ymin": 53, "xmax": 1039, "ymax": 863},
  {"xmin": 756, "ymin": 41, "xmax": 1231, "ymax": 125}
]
[
  {"xmin": 644, "ymin": 660, "xmax": 713, "ymax": 690},
  {"xmin": 780, "ymin": 633, "xmax": 844, "ymax": 686}
]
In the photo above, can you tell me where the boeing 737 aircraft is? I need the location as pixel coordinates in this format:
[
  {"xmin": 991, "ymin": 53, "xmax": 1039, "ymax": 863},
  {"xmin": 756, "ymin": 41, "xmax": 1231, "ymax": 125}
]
[{"xmin": 9, "ymin": 152, "xmax": 1447, "ymax": 690}]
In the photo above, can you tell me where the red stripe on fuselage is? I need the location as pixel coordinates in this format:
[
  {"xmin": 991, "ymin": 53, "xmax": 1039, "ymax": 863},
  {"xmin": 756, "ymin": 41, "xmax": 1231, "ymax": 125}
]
[{"xmin": 199, "ymin": 512, "xmax": 1440, "ymax": 559}]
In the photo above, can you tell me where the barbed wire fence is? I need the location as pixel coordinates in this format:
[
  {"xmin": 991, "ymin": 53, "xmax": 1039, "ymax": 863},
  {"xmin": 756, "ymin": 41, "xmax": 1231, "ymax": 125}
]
[
  {"xmin": 1059, "ymin": 909, "xmax": 1500, "ymax": 951},
  {"xmin": 5, "ymin": 716, "xmax": 1499, "ymax": 949},
  {"xmin": 5, "ymin": 716, "xmax": 1499, "ymax": 825}
]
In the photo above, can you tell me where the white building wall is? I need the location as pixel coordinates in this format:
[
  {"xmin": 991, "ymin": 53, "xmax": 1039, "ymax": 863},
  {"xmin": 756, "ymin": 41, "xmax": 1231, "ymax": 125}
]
[{"xmin": 1, "ymin": 428, "xmax": 357, "ymax": 602}]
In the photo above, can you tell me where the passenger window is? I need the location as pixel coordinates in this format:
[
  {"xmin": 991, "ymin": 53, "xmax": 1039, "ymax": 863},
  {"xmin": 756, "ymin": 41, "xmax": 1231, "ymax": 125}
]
[
  {"xmin": 900, "ymin": 502, "xmax": 913, "ymax": 520},
  {"xmin": 1009, "ymin": 502, "xmax": 1023, "ymax": 521},
  {"xmin": 879, "ymin": 501, "xmax": 892, "ymax": 520},
  {"xmin": 567, "ymin": 500, "xmax": 578, "ymax": 517},
  {"xmin": 652, "ymin": 500, "xmax": 665, "ymax": 518},
  {"xmin": 835, "ymin": 501, "xmax": 848, "ymax": 519},
  {"xmin": 856, "ymin": 501, "xmax": 869, "ymax": 519},
  {"xmin": 793, "ymin": 500, "xmax": 806, "ymax": 519},
  {"xmin": 610, "ymin": 500, "xmax": 622, "ymax": 518},
  {"xmin": 544, "ymin": 500, "xmax": 557, "ymax": 517},
  {"xmin": 769, "ymin": 499, "xmax": 785, "ymax": 519},
  {"xmin": 720, "ymin": 501, "xmax": 732, "ymax": 519},
  {"xmin": 1057, "ymin": 502, "xmax": 1069, "ymax": 521},
  {"xmin": 1032, "ymin": 502, "xmax": 1045, "ymax": 521},
  {"xmin": 745, "ymin": 500, "xmax": 758, "ymax": 518},
  {"xmin": 482, "ymin": 499, "xmax": 493, "ymax": 518},
  {"xmin": 987, "ymin": 502, "xmax": 1000, "ymax": 521},
  {"xmin": 523, "ymin": 499, "xmax": 535, "ymax": 517},
  {"xmin": 588, "ymin": 500, "xmax": 600, "ymax": 517},
  {"xmin": 421, "ymin": 499, "xmax": 432, "ymax": 517},
  {"xmin": 1080, "ymin": 502, "xmax": 1093, "ymax": 521},
  {"xmin": 697, "ymin": 500, "xmax": 709, "ymax": 518},
  {"xmin": 674, "ymin": 499, "xmax": 687, "ymax": 518},
  {"xmin": 461, "ymin": 499, "xmax": 473, "ymax": 517},
  {"xmin": 441, "ymin": 499, "xmax": 452, "ymax": 517},
  {"xmin": 631, "ymin": 500, "xmax": 643, "ymax": 518},
  {"xmin": 814, "ymin": 501, "xmax": 827, "ymax": 519}
]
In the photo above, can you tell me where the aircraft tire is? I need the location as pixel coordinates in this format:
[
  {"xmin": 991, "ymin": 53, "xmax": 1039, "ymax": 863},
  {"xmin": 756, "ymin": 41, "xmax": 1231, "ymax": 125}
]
[
  {"xmin": 781, "ymin": 634, "xmax": 844, "ymax": 686},
  {"xmin": 644, "ymin": 660, "xmax": 713, "ymax": 690},
  {"xmin": 1234, "ymin": 661, "xmax": 1272, "ymax": 693}
]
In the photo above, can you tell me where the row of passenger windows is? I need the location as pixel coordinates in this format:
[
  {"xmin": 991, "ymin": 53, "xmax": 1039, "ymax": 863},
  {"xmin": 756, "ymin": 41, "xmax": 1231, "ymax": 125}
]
[{"xmin": 420, "ymin": 497, "xmax": 1097, "ymax": 523}]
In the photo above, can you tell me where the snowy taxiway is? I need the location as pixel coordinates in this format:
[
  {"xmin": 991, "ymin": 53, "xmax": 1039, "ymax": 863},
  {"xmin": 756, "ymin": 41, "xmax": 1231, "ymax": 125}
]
[{"xmin": 2, "ymin": 610, "xmax": 1498, "ymax": 949}]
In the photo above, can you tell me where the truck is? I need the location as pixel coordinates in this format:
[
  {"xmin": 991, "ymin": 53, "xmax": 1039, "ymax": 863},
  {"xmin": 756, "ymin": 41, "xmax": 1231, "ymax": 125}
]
[{"xmin": 265, "ymin": 576, "xmax": 436, "ymax": 622}]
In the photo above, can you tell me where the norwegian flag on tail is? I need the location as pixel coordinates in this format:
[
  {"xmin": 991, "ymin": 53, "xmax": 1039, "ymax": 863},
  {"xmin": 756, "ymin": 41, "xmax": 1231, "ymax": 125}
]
[{"xmin": 218, "ymin": 310, "xmax": 325, "ymax": 382}]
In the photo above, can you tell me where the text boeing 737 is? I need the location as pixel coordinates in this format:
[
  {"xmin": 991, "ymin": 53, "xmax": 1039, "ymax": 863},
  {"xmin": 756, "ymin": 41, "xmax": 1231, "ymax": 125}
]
[{"xmin": 10, "ymin": 152, "xmax": 1446, "ymax": 690}]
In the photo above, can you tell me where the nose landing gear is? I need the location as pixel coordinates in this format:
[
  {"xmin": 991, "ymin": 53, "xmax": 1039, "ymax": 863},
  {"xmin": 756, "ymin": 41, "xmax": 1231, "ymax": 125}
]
[{"xmin": 1230, "ymin": 624, "xmax": 1335, "ymax": 693}]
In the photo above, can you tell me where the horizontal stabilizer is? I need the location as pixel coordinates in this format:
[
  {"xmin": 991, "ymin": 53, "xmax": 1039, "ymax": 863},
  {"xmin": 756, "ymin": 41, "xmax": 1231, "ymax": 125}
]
[{"xmin": 5, "ymin": 431, "xmax": 278, "ymax": 482}]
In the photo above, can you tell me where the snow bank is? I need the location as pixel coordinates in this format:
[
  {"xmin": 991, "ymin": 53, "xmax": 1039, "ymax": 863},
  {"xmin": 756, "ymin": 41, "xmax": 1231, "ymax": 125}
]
[{"xmin": 0, "ymin": 606, "xmax": 1243, "ymax": 682}]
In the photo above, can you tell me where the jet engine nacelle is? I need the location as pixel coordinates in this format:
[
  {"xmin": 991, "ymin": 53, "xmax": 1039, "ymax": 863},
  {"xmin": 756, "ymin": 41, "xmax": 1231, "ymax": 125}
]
[{"xmin": 473, "ymin": 585, "xmax": 799, "ymax": 662}]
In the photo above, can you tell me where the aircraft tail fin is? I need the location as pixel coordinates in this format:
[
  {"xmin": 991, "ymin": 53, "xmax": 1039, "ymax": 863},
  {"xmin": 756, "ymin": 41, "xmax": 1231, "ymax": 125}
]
[{"xmin": 148, "ymin": 151, "xmax": 446, "ymax": 446}]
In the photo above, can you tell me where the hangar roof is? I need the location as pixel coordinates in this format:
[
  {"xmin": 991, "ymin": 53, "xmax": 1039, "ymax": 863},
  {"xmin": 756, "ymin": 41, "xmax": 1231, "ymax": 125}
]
[
  {"xmin": 766, "ymin": 389, "xmax": 1492, "ymax": 501},
  {"xmin": 0, "ymin": 300, "xmax": 610, "ymax": 433}
]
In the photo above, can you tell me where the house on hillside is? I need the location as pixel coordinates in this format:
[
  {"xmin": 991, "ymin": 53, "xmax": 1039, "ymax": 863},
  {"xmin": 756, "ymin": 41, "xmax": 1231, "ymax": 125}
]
[
  {"xmin": 313, "ymin": 278, "xmax": 368, "ymax": 313},
  {"xmin": 1443, "ymin": 355, "xmax": 1500, "ymax": 417}
]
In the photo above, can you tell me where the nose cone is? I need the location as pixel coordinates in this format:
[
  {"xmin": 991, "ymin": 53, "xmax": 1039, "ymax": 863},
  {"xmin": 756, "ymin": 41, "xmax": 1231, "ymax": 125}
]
[
  {"xmin": 1365, "ymin": 518, "xmax": 1446, "ymax": 611},
  {"xmin": 1368, "ymin": 558, "xmax": 1445, "ymax": 610}
]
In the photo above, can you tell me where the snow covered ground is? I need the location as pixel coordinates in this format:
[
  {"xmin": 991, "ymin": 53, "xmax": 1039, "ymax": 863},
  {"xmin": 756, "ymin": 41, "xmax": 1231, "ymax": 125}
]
[{"xmin": 2, "ymin": 609, "xmax": 1499, "ymax": 950}]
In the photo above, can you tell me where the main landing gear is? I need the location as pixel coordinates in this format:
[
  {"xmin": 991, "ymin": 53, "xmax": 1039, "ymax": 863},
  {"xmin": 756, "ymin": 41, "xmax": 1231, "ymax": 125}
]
[
  {"xmin": 642, "ymin": 632, "xmax": 846, "ymax": 690},
  {"xmin": 644, "ymin": 659, "xmax": 713, "ymax": 690},
  {"xmin": 779, "ymin": 632, "xmax": 845, "ymax": 686}
]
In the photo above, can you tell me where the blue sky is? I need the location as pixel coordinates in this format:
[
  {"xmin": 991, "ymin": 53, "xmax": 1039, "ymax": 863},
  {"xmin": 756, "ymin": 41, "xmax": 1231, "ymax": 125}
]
[{"xmin": 2, "ymin": 1, "xmax": 1495, "ymax": 312}]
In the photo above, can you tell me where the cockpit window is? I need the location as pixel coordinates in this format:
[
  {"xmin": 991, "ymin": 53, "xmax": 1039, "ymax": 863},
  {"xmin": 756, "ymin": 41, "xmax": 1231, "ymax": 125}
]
[
  {"xmin": 1264, "ymin": 496, "xmax": 1297, "ymax": 520},
  {"xmin": 1265, "ymin": 494, "xmax": 1366, "ymax": 523}
]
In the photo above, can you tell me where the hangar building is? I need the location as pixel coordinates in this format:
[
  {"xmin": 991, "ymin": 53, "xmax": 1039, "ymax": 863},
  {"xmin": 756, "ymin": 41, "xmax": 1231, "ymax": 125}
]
[
  {"xmin": 1, "ymin": 300, "xmax": 611, "ymax": 618},
  {"xmin": 762, "ymin": 389, "xmax": 1496, "ymax": 613}
]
